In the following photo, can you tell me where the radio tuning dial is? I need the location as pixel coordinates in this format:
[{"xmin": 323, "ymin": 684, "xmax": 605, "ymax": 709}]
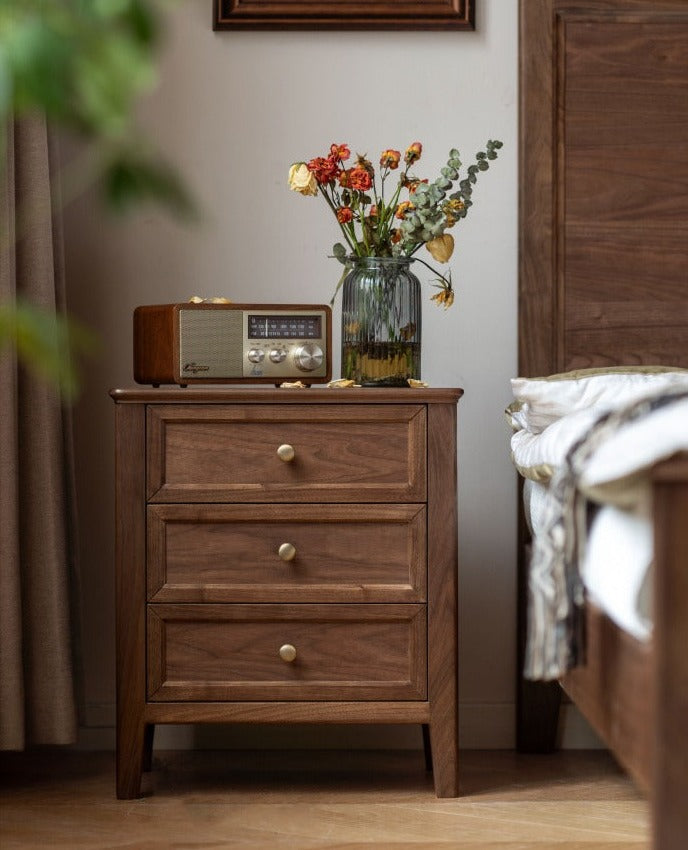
[
  {"xmin": 269, "ymin": 348, "xmax": 287, "ymax": 364},
  {"xmin": 247, "ymin": 348, "xmax": 265, "ymax": 364},
  {"xmin": 293, "ymin": 343, "xmax": 324, "ymax": 372}
]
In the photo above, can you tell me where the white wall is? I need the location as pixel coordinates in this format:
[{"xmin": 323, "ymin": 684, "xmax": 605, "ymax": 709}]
[{"xmin": 64, "ymin": 0, "xmax": 521, "ymax": 749}]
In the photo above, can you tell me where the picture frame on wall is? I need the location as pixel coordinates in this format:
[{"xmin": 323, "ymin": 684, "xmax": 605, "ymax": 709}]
[{"xmin": 213, "ymin": 0, "xmax": 475, "ymax": 31}]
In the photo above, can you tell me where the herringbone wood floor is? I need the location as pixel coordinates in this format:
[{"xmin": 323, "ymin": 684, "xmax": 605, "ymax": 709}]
[{"xmin": 0, "ymin": 748, "xmax": 648, "ymax": 848}]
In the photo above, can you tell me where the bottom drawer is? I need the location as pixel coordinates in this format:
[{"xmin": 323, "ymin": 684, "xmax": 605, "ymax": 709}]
[{"xmin": 147, "ymin": 603, "xmax": 426, "ymax": 702}]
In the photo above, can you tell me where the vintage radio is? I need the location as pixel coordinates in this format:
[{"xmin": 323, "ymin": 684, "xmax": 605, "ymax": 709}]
[{"xmin": 134, "ymin": 302, "xmax": 332, "ymax": 386}]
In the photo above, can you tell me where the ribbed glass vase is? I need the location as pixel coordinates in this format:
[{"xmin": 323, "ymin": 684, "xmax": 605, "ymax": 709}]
[{"xmin": 341, "ymin": 256, "xmax": 422, "ymax": 387}]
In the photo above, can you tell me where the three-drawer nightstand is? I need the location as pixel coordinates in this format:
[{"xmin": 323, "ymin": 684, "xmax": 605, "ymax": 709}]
[{"xmin": 111, "ymin": 387, "xmax": 462, "ymax": 798}]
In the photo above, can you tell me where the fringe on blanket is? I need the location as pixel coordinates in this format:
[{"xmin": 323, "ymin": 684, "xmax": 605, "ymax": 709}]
[{"xmin": 524, "ymin": 388, "xmax": 688, "ymax": 681}]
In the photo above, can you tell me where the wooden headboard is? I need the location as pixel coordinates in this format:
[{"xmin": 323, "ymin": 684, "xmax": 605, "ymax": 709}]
[
  {"xmin": 519, "ymin": 0, "xmax": 688, "ymax": 379},
  {"xmin": 517, "ymin": 0, "xmax": 688, "ymax": 752}
]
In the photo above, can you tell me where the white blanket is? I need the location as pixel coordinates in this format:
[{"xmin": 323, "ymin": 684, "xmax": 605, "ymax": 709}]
[{"xmin": 514, "ymin": 390, "xmax": 688, "ymax": 680}]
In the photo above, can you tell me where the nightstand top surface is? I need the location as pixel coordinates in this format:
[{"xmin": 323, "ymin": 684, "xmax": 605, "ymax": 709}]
[{"xmin": 110, "ymin": 387, "xmax": 463, "ymax": 404}]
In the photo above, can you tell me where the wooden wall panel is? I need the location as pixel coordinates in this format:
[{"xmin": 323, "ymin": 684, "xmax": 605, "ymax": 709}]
[
  {"xmin": 520, "ymin": 0, "xmax": 688, "ymax": 378},
  {"xmin": 558, "ymin": 14, "xmax": 688, "ymax": 371}
]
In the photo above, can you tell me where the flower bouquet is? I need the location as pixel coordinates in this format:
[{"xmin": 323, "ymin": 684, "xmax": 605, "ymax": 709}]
[
  {"xmin": 288, "ymin": 139, "xmax": 503, "ymax": 308},
  {"xmin": 288, "ymin": 140, "xmax": 503, "ymax": 384}
]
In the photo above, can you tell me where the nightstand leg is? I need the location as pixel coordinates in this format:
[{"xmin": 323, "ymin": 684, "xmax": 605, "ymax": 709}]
[
  {"xmin": 143, "ymin": 723, "xmax": 155, "ymax": 772},
  {"xmin": 421, "ymin": 723, "xmax": 433, "ymax": 772},
  {"xmin": 116, "ymin": 716, "xmax": 147, "ymax": 799},
  {"xmin": 428, "ymin": 709, "xmax": 459, "ymax": 797},
  {"xmin": 427, "ymin": 402, "xmax": 459, "ymax": 798}
]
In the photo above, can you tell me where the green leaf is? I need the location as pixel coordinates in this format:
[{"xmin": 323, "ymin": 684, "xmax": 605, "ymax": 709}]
[
  {"xmin": 0, "ymin": 300, "xmax": 97, "ymax": 399},
  {"xmin": 332, "ymin": 243, "xmax": 347, "ymax": 263},
  {"xmin": 329, "ymin": 260, "xmax": 351, "ymax": 305}
]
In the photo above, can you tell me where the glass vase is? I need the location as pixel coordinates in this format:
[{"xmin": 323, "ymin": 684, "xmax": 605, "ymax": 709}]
[{"xmin": 341, "ymin": 256, "xmax": 422, "ymax": 387}]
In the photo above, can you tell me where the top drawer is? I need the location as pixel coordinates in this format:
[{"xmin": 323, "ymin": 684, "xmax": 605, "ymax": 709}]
[{"xmin": 147, "ymin": 404, "xmax": 426, "ymax": 503}]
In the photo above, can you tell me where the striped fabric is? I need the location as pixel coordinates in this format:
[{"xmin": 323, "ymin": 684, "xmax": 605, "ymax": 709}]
[{"xmin": 524, "ymin": 388, "xmax": 688, "ymax": 681}]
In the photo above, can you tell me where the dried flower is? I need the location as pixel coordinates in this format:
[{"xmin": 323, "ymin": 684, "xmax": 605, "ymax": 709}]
[
  {"xmin": 380, "ymin": 149, "xmax": 401, "ymax": 169},
  {"xmin": 404, "ymin": 142, "xmax": 423, "ymax": 165},
  {"xmin": 348, "ymin": 167, "xmax": 373, "ymax": 191},
  {"xmin": 407, "ymin": 178, "xmax": 429, "ymax": 195},
  {"xmin": 330, "ymin": 143, "xmax": 351, "ymax": 161},
  {"xmin": 307, "ymin": 156, "xmax": 340, "ymax": 184},
  {"xmin": 395, "ymin": 200, "xmax": 415, "ymax": 220},
  {"xmin": 426, "ymin": 233, "xmax": 455, "ymax": 263},
  {"xmin": 431, "ymin": 283, "xmax": 455, "ymax": 309},
  {"xmin": 355, "ymin": 154, "xmax": 375, "ymax": 177},
  {"xmin": 288, "ymin": 162, "xmax": 318, "ymax": 196}
]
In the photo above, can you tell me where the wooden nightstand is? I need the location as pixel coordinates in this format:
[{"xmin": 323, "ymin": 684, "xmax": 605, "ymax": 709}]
[{"xmin": 111, "ymin": 387, "xmax": 462, "ymax": 798}]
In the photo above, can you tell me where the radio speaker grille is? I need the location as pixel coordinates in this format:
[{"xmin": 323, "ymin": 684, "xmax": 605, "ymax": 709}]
[{"xmin": 179, "ymin": 309, "xmax": 244, "ymax": 378}]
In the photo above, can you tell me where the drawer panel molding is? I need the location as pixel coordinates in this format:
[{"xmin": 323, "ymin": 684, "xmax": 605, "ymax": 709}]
[
  {"xmin": 147, "ymin": 603, "xmax": 427, "ymax": 702},
  {"xmin": 147, "ymin": 503, "xmax": 427, "ymax": 603},
  {"xmin": 147, "ymin": 404, "xmax": 426, "ymax": 503}
]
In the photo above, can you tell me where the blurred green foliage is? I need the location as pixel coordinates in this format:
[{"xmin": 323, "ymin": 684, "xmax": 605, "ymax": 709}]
[
  {"xmin": 0, "ymin": 299, "xmax": 97, "ymax": 398},
  {"xmin": 0, "ymin": 0, "xmax": 193, "ymax": 214},
  {"xmin": 0, "ymin": 0, "xmax": 194, "ymax": 397}
]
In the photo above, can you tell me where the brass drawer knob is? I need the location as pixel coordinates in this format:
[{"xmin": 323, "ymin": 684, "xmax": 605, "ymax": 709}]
[
  {"xmin": 279, "ymin": 644, "xmax": 297, "ymax": 663},
  {"xmin": 277, "ymin": 443, "xmax": 295, "ymax": 462},
  {"xmin": 278, "ymin": 542, "xmax": 296, "ymax": 561}
]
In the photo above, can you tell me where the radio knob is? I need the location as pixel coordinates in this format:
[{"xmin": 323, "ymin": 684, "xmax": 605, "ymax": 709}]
[
  {"xmin": 269, "ymin": 348, "xmax": 287, "ymax": 364},
  {"xmin": 293, "ymin": 343, "xmax": 324, "ymax": 372},
  {"xmin": 247, "ymin": 348, "xmax": 265, "ymax": 364}
]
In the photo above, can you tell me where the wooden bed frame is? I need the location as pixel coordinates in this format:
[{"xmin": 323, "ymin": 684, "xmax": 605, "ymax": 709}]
[{"xmin": 517, "ymin": 3, "xmax": 688, "ymax": 849}]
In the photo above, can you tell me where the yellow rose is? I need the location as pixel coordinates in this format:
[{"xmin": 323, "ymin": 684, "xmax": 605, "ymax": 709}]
[
  {"xmin": 426, "ymin": 233, "xmax": 455, "ymax": 263},
  {"xmin": 288, "ymin": 163, "xmax": 318, "ymax": 196}
]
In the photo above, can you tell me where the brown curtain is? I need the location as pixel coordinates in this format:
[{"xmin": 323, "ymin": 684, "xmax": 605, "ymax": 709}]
[{"xmin": 0, "ymin": 116, "xmax": 81, "ymax": 749}]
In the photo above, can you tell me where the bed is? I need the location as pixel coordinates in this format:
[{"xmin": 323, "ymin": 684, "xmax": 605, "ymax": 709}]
[{"xmin": 517, "ymin": 3, "xmax": 688, "ymax": 849}]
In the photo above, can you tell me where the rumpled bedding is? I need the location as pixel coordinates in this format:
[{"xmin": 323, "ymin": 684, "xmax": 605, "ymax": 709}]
[{"xmin": 508, "ymin": 373, "xmax": 688, "ymax": 681}]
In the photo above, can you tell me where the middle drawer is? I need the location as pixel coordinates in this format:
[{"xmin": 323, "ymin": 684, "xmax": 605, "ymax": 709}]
[{"xmin": 148, "ymin": 504, "xmax": 427, "ymax": 603}]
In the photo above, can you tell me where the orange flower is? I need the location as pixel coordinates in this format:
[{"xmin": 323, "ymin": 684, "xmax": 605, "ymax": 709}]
[
  {"xmin": 336, "ymin": 206, "xmax": 353, "ymax": 224},
  {"xmin": 408, "ymin": 178, "xmax": 429, "ymax": 195},
  {"xmin": 395, "ymin": 200, "xmax": 415, "ymax": 220},
  {"xmin": 443, "ymin": 197, "xmax": 466, "ymax": 227},
  {"xmin": 404, "ymin": 142, "xmax": 422, "ymax": 164},
  {"xmin": 431, "ymin": 284, "xmax": 455, "ymax": 309},
  {"xmin": 380, "ymin": 149, "xmax": 401, "ymax": 170},
  {"xmin": 390, "ymin": 229, "xmax": 402, "ymax": 244},
  {"xmin": 307, "ymin": 156, "xmax": 340, "ymax": 184},
  {"xmin": 349, "ymin": 167, "xmax": 372, "ymax": 191},
  {"xmin": 330, "ymin": 143, "xmax": 351, "ymax": 161}
]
